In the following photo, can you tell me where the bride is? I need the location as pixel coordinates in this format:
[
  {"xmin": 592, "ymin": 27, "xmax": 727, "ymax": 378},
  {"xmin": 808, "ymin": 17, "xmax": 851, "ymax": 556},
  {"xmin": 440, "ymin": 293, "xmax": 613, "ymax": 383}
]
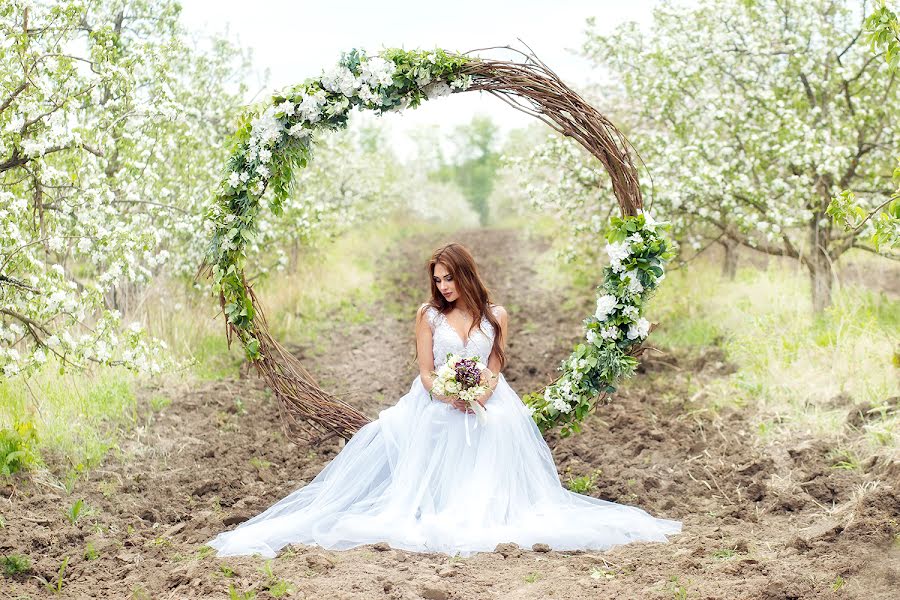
[{"xmin": 206, "ymin": 242, "xmax": 682, "ymax": 558}]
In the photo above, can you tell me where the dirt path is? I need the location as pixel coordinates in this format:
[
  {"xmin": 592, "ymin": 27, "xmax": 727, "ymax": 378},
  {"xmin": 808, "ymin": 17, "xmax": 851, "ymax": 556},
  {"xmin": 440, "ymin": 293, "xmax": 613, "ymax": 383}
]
[{"xmin": 2, "ymin": 228, "xmax": 897, "ymax": 599}]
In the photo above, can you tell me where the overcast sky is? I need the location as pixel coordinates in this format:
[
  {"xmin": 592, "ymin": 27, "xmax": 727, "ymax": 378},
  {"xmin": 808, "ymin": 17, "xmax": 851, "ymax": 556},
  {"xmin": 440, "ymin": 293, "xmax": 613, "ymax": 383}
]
[{"xmin": 179, "ymin": 0, "xmax": 658, "ymax": 157}]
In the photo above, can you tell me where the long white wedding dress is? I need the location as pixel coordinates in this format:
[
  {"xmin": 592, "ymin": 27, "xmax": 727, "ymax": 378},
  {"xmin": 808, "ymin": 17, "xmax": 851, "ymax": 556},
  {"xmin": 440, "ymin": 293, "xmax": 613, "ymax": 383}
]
[{"xmin": 206, "ymin": 304, "xmax": 682, "ymax": 558}]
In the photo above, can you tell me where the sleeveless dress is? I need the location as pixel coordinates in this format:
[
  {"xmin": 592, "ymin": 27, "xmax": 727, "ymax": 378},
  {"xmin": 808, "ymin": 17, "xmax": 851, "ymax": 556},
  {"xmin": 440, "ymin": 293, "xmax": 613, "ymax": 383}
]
[{"xmin": 206, "ymin": 304, "xmax": 682, "ymax": 558}]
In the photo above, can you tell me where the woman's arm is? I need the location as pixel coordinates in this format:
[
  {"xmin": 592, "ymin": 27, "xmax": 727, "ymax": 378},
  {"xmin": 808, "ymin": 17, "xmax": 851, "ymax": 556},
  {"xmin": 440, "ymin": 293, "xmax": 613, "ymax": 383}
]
[
  {"xmin": 415, "ymin": 304, "xmax": 437, "ymax": 392},
  {"xmin": 476, "ymin": 305, "xmax": 508, "ymax": 408},
  {"xmin": 417, "ymin": 305, "xmax": 468, "ymax": 412}
]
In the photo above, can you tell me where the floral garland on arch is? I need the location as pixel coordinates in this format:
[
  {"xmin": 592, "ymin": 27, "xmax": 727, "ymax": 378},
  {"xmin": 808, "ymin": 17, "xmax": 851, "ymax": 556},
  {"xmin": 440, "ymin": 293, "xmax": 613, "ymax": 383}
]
[{"xmin": 523, "ymin": 212, "xmax": 675, "ymax": 437}]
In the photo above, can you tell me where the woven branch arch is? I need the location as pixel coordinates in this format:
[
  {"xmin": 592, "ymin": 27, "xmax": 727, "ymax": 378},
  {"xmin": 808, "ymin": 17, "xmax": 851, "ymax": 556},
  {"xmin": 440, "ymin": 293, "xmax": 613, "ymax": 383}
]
[{"xmin": 198, "ymin": 45, "xmax": 667, "ymax": 445}]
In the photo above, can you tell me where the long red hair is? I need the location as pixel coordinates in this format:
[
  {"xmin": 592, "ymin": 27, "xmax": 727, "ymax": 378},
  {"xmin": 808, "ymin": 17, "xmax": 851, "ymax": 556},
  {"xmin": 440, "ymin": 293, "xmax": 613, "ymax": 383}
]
[{"xmin": 424, "ymin": 243, "xmax": 506, "ymax": 371}]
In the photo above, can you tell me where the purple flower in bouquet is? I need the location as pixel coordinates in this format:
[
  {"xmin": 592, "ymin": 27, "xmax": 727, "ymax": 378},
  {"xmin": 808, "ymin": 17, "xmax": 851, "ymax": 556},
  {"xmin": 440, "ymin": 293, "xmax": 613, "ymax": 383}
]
[{"xmin": 455, "ymin": 357, "xmax": 483, "ymax": 389}]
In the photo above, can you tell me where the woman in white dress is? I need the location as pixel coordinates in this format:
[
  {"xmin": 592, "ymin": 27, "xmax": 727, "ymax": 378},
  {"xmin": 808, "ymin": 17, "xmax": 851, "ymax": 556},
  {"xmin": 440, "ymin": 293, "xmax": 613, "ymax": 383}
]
[{"xmin": 206, "ymin": 243, "xmax": 682, "ymax": 558}]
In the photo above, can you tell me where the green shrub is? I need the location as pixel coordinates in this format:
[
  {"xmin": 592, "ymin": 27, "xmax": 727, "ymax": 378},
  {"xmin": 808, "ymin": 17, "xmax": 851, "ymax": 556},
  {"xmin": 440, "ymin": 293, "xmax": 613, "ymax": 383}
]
[
  {"xmin": 0, "ymin": 421, "xmax": 38, "ymax": 476},
  {"xmin": 3, "ymin": 553, "xmax": 31, "ymax": 576}
]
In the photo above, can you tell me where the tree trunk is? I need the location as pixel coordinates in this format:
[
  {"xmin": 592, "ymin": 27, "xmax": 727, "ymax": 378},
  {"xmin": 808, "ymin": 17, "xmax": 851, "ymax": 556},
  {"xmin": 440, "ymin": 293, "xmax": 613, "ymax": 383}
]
[
  {"xmin": 719, "ymin": 238, "xmax": 738, "ymax": 280},
  {"xmin": 807, "ymin": 189, "xmax": 838, "ymax": 314},
  {"xmin": 807, "ymin": 247, "xmax": 834, "ymax": 314}
]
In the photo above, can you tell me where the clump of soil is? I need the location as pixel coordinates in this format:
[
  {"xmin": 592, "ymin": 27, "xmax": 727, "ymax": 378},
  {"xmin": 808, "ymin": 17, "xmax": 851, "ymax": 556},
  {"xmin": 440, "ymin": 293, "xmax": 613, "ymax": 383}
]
[{"xmin": 1, "ymin": 228, "xmax": 897, "ymax": 599}]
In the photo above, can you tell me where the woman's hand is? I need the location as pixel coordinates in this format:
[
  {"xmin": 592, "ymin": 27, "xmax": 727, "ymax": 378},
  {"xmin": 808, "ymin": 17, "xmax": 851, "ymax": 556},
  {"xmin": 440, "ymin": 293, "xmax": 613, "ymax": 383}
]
[
  {"xmin": 431, "ymin": 390, "xmax": 469, "ymax": 413},
  {"xmin": 462, "ymin": 390, "xmax": 492, "ymax": 414},
  {"xmin": 450, "ymin": 398, "xmax": 470, "ymax": 413},
  {"xmin": 430, "ymin": 390, "xmax": 452, "ymax": 403}
]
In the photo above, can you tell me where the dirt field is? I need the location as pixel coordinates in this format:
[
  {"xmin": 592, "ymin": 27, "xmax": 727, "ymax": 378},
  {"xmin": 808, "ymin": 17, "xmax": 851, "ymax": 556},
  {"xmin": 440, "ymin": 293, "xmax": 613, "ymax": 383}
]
[{"xmin": 2, "ymin": 228, "xmax": 897, "ymax": 599}]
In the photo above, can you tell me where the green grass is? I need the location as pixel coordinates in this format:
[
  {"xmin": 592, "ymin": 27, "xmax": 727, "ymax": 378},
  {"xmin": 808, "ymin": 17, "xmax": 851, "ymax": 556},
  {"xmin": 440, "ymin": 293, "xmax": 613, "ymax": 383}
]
[
  {"xmin": 219, "ymin": 564, "xmax": 236, "ymax": 577},
  {"xmin": 186, "ymin": 334, "xmax": 244, "ymax": 381},
  {"xmin": 83, "ymin": 542, "xmax": 99, "ymax": 561},
  {"xmin": 828, "ymin": 448, "xmax": 862, "ymax": 470},
  {"xmin": 65, "ymin": 499, "xmax": 86, "ymax": 524},
  {"xmin": 228, "ymin": 584, "xmax": 256, "ymax": 600},
  {"xmin": 646, "ymin": 252, "xmax": 899, "ymax": 457},
  {"xmin": 0, "ymin": 363, "xmax": 138, "ymax": 476},
  {"xmin": 711, "ymin": 548, "xmax": 736, "ymax": 559},
  {"xmin": 257, "ymin": 560, "xmax": 296, "ymax": 597},
  {"xmin": 667, "ymin": 575, "xmax": 690, "ymax": 600}
]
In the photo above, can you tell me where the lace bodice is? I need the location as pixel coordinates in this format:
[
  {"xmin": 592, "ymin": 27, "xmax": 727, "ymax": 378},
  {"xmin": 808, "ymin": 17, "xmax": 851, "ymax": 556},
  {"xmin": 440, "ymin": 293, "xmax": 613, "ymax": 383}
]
[{"xmin": 421, "ymin": 304, "xmax": 497, "ymax": 368}]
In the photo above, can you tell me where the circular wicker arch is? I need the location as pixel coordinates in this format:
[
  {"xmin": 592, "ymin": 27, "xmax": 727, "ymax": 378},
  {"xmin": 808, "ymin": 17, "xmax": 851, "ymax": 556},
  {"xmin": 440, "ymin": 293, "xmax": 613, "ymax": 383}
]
[{"xmin": 200, "ymin": 45, "xmax": 646, "ymax": 445}]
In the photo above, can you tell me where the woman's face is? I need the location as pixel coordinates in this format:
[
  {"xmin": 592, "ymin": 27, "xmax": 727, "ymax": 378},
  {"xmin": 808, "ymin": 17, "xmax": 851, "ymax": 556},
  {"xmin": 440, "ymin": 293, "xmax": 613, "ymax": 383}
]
[{"xmin": 433, "ymin": 262, "xmax": 458, "ymax": 303}]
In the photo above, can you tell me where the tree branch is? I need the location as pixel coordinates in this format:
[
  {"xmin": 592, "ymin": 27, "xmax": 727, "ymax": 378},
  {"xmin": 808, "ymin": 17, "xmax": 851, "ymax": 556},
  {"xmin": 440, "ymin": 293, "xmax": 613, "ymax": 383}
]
[
  {"xmin": 851, "ymin": 243, "xmax": 900, "ymax": 261},
  {"xmin": 0, "ymin": 307, "xmax": 52, "ymax": 337},
  {"xmin": 0, "ymin": 274, "xmax": 40, "ymax": 293},
  {"xmin": 0, "ymin": 142, "xmax": 104, "ymax": 173},
  {"xmin": 0, "ymin": 81, "xmax": 28, "ymax": 115}
]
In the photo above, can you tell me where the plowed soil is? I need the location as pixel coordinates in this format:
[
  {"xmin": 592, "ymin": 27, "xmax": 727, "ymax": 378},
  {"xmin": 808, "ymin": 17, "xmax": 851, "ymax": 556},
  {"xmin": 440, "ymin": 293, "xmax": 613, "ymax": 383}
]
[{"xmin": 2, "ymin": 228, "xmax": 897, "ymax": 599}]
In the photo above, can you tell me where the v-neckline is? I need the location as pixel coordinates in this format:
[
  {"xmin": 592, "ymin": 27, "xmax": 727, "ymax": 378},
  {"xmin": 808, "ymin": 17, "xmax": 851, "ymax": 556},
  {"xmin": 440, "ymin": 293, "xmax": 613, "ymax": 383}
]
[{"xmin": 441, "ymin": 311, "xmax": 479, "ymax": 347}]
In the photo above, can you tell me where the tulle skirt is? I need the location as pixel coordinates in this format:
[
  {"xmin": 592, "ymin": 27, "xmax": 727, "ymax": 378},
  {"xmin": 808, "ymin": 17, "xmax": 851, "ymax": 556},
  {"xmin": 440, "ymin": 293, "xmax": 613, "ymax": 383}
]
[{"xmin": 206, "ymin": 374, "xmax": 682, "ymax": 558}]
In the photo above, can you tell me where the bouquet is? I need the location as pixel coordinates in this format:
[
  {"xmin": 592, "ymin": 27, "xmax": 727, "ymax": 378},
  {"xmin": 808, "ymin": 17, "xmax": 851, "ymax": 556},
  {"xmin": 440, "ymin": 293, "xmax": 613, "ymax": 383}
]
[{"xmin": 431, "ymin": 353, "xmax": 490, "ymax": 425}]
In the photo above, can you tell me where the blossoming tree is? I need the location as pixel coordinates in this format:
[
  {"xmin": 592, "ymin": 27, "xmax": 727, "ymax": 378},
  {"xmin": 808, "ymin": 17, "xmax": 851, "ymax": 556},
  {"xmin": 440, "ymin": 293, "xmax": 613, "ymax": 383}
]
[
  {"xmin": 0, "ymin": 0, "xmax": 252, "ymax": 377},
  {"xmin": 828, "ymin": 1, "xmax": 900, "ymax": 251},
  {"xmin": 578, "ymin": 0, "xmax": 899, "ymax": 313}
]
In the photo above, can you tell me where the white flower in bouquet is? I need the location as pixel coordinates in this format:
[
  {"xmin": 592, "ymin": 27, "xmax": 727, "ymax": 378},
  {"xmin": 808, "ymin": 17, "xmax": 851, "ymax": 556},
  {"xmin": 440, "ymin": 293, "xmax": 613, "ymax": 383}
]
[
  {"xmin": 551, "ymin": 395, "xmax": 571, "ymax": 413},
  {"xmin": 449, "ymin": 75, "xmax": 472, "ymax": 90},
  {"xmin": 358, "ymin": 84, "xmax": 380, "ymax": 104},
  {"xmin": 444, "ymin": 379, "xmax": 462, "ymax": 397},
  {"xmin": 458, "ymin": 387, "xmax": 482, "ymax": 403},
  {"xmin": 415, "ymin": 71, "xmax": 432, "ymax": 87},
  {"xmin": 435, "ymin": 362, "xmax": 454, "ymax": 379},
  {"xmin": 298, "ymin": 90, "xmax": 327, "ymax": 123}
]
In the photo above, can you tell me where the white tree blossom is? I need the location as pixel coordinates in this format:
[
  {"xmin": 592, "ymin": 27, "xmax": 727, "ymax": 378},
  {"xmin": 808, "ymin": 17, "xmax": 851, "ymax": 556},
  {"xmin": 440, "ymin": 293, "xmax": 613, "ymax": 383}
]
[{"xmin": 580, "ymin": 0, "xmax": 899, "ymax": 312}]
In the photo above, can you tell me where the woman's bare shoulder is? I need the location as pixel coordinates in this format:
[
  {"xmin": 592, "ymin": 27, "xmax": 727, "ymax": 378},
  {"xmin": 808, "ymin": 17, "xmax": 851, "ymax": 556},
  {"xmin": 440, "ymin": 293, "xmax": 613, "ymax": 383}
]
[
  {"xmin": 417, "ymin": 302, "xmax": 436, "ymax": 325},
  {"xmin": 489, "ymin": 304, "xmax": 508, "ymax": 320}
]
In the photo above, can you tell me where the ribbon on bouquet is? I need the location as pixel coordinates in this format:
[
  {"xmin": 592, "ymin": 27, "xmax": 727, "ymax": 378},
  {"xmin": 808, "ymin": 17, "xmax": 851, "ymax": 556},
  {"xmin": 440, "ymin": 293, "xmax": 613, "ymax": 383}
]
[{"xmin": 463, "ymin": 399, "xmax": 488, "ymax": 447}]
